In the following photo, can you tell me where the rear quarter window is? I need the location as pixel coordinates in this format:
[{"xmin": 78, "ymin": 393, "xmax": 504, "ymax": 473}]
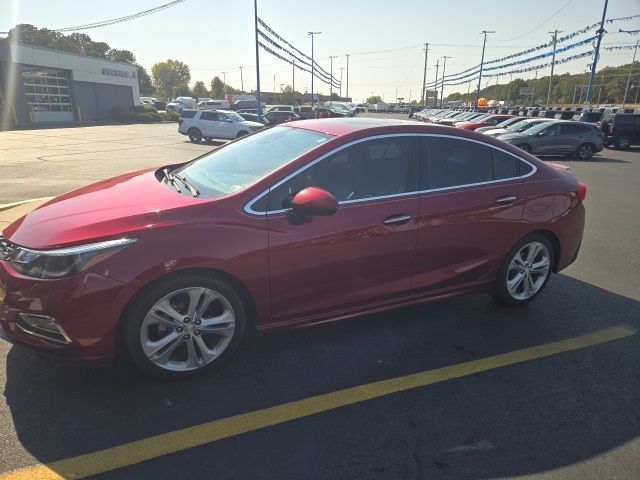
[{"xmin": 180, "ymin": 110, "xmax": 196, "ymax": 119}]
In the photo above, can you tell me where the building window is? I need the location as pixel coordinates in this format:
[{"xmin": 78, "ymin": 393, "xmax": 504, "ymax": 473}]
[{"xmin": 22, "ymin": 68, "xmax": 72, "ymax": 113}]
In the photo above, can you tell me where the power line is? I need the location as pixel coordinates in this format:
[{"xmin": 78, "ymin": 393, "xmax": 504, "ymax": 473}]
[
  {"xmin": 0, "ymin": 0, "xmax": 187, "ymax": 34},
  {"xmin": 495, "ymin": 0, "xmax": 573, "ymax": 42}
]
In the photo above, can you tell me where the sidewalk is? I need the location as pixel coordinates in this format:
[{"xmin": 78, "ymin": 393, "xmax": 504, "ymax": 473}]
[{"xmin": 0, "ymin": 198, "xmax": 52, "ymax": 230}]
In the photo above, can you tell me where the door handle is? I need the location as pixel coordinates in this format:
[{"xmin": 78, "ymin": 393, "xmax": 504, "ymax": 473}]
[
  {"xmin": 382, "ymin": 214, "xmax": 412, "ymax": 226},
  {"xmin": 495, "ymin": 195, "xmax": 517, "ymax": 205}
]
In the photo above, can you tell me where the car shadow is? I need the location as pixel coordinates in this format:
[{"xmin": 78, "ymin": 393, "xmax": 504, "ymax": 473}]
[
  {"xmin": 2, "ymin": 274, "xmax": 639, "ymax": 479},
  {"xmin": 181, "ymin": 139, "xmax": 227, "ymax": 147}
]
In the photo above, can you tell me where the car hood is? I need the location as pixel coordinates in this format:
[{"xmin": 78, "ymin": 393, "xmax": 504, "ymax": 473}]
[
  {"xmin": 482, "ymin": 128, "xmax": 506, "ymax": 136},
  {"xmin": 240, "ymin": 120, "xmax": 264, "ymax": 128},
  {"xmin": 3, "ymin": 169, "xmax": 212, "ymax": 249}
]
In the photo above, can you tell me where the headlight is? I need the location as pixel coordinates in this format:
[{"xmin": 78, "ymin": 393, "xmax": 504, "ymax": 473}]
[{"xmin": 9, "ymin": 238, "xmax": 137, "ymax": 279}]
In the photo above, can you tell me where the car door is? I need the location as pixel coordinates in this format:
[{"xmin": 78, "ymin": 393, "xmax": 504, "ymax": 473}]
[
  {"xmin": 532, "ymin": 123, "xmax": 562, "ymax": 154},
  {"xmin": 215, "ymin": 112, "xmax": 237, "ymax": 139},
  {"xmin": 266, "ymin": 135, "xmax": 420, "ymax": 323},
  {"xmin": 412, "ymin": 135, "xmax": 529, "ymax": 292},
  {"xmin": 198, "ymin": 111, "xmax": 219, "ymax": 137}
]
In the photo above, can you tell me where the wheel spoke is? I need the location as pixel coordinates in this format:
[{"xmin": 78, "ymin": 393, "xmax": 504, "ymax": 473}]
[
  {"xmin": 525, "ymin": 243, "xmax": 541, "ymax": 264},
  {"xmin": 194, "ymin": 336, "xmax": 218, "ymax": 364},
  {"xmin": 507, "ymin": 272, "xmax": 525, "ymax": 294},
  {"xmin": 524, "ymin": 275, "xmax": 536, "ymax": 297},
  {"xmin": 199, "ymin": 311, "xmax": 235, "ymax": 337},
  {"xmin": 185, "ymin": 288, "xmax": 206, "ymax": 319},
  {"xmin": 194, "ymin": 290, "xmax": 220, "ymax": 320},
  {"xmin": 146, "ymin": 332, "xmax": 182, "ymax": 362},
  {"xmin": 151, "ymin": 299, "xmax": 183, "ymax": 327},
  {"xmin": 531, "ymin": 259, "xmax": 550, "ymax": 276},
  {"xmin": 185, "ymin": 338, "xmax": 202, "ymax": 368}
]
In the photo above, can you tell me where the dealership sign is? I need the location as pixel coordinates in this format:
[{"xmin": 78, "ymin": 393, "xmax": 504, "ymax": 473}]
[{"xmin": 102, "ymin": 67, "xmax": 135, "ymax": 78}]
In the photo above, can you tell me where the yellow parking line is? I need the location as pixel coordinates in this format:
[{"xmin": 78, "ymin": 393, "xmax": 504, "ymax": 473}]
[{"xmin": 0, "ymin": 325, "xmax": 635, "ymax": 480}]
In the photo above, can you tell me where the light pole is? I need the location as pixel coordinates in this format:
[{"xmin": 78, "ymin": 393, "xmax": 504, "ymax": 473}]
[
  {"xmin": 433, "ymin": 59, "xmax": 439, "ymax": 107},
  {"xmin": 620, "ymin": 29, "xmax": 639, "ymax": 107},
  {"xmin": 253, "ymin": 0, "xmax": 262, "ymax": 122},
  {"xmin": 329, "ymin": 56, "xmax": 337, "ymax": 106},
  {"xmin": 345, "ymin": 54, "xmax": 350, "ymax": 100},
  {"xmin": 308, "ymin": 31, "xmax": 321, "ymax": 107},
  {"xmin": 421, "ymin": 43, "xmax": 429, "ymax": 106},
  {"xmin": 440, "ymin": 56, "xmax": 450, "ymax": 108},
  {"xmin": 339, "ymin": 67, "xmax": 344, "ymax": 99},
  {"xmin": 222, "ymin": 71, "xmax": 227, "ymax": 98},
  {"xmin": 506, "ymin": 72, "xmax": 513, "ymax": 107},
  {"xmin": 292, "ymin": 61, "xmax": 295, "ymax": 101},
  {"xmin": 475, "ymin": 30, "xmax": 495, "ymax": 111},
  {"xmin": 239, "ymin": 66, "xmax": 244, "ymax": 92},
  {"xmin": 583, "ymin": 0, "xmax": 608, "ymax": 113},
  {"xmin": 546, "ymin": 30, "xmax": 562, "ymax": 107}
]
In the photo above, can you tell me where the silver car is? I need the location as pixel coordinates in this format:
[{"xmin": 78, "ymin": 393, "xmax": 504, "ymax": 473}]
[
  {"xmin": 483, "ymin": 118, "xmax": 554, "ymax": 138},
  {"xmin": 500, "ymin": 120, "xmax": 605, "ymax": 160}
]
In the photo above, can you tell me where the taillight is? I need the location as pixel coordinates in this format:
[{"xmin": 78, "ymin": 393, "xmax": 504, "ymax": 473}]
[{"xmin": 577, "ymin": 182, "xmax": 587, "ymax": 202}]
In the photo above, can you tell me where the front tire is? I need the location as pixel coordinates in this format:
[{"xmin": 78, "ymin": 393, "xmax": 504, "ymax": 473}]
[
  {"xmin": 517, "ymin": 143, "xmax": 532, "ymax": 154},
  {"xmin": 236, "ymin": 130, "xmax": 249, "ymax": 139},
  {"xmin": 188, "ymin": 128, "xmax": 203, "ymax": 143},
  {"xmin": 124, "ymin": 274, "xmax": 246, "ymax": 379},
  {"xmin": 492, "ymin": 234, "xmax": 554, "ymax": 307}
]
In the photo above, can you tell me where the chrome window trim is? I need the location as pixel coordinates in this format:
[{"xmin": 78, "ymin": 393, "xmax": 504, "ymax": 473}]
[{"xmin": 243, "ymin": 132, "xmax": 538, "ymax": 216}]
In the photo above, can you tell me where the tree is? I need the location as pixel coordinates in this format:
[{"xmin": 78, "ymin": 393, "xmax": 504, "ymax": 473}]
[
  {"xmin": 210, "ymin": 76, "xmax": 224, "ymax": 98},
  {"xmin": 108, "ymin": 49, "xmax": 136, "ymax": 64},
  {"xmin": 152, "ymin": 60, "xmax": 191, "ymax": 99},
  {"xmin": 136, "ymin": 64, "xmax": 153, "ymax": 95},
  {"xmin": 280, "ymin": 85, "xmax": 296, "ymax": 104},
  {"xmin": 366, "ymin": 95, "xmax": 382, "ymax": 104},
  {"xmin": 192, "ymin": 81, "xmax": 208, "ymax": 99},
  {"xmin": 330, "ymin": 92, "xmax": 340, "ymax": 100}
]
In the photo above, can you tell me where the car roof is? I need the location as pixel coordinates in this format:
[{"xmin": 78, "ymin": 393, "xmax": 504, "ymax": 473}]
[{"xmin": 285, "ymin": 117, "xmax": 473, "ymax": 136}]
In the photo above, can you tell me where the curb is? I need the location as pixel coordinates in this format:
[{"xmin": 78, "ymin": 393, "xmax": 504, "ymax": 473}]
[{"xmin": 0, "ymin": 197, "xmax": 54, "ymax": 213}]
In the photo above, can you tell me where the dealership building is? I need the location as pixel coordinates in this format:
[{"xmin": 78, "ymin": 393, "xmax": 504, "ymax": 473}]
[{"xmin": 0, "ymin": 39, "xmax": 140, "ymax": 127}]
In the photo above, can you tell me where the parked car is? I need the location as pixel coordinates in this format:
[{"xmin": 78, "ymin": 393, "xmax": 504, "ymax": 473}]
[
  {"xmin": 475, "ymin": 116, "xmax": 527, "ymax": 134},
  {"xmin": 238, "ymin": 112, "xmax": 270, "ymax": 125},
  {"xmin": 295, "ymin": 105, "xmax": 315, "ymax": 120},
  {"xmin": 166, "ymin": 97, "xmax": 197, "ymax": 113},
  {"xmin": 178, "ymin": 109, "xmax": 263, "ymax": 142},
  {"xmin": 0, "ymin": 118, "xmax": 586, "ymax": 378},
  {"xmin": 198, "ymin": 100, "xmax": 230, "ymax": 110},
  {"xmin": 454, "ymin": 114, "xmax": 516, "ymax": 131},
  {"xmin": 597, "ymin": 113, "xmax": 640, "ymax": 150},
  {"xmin": 483, "ymin": 118, "xmax": 554, "ymax": 138},
  {"xmin": 264, "ymin": 110, "xmax": 300, "ymax": 124},
  {"xmin": 500, "ymin": 120, "xmax": 605, "ymax": 159},
  {"xmin": 314, "ymin": 107, "xmax": 347, "ymax": 118},
  {"xmin": 267, "ymin": 105, "xmax": 296, "ymax": 113},
  {"xmin": 232, "ymin": 99, "xmax": 262, "ymax": 110},
  {"xmin": 140, "ymin": 97, "xmax": 166, "ymax": 110}
]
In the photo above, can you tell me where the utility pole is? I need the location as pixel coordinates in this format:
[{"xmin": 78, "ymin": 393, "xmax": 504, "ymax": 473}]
[
  {"xmin": 440, "ymin": 56, "xmax": 450, "ymax": 108},
  {"xmin": 339, "ymin": 68, "xmax": 344, "ymax": 99},
  {"xmin": 329, "ymin": 56, "xmax": 337, "ymax": 106},
  {"xmin": 597, "ymin": 70, "xmax": 605, "ymax": 105},
  {"xmin": 583, "ymin": 0, "xmax": 608, "ymax": 113},
  {"xmin": 620, "ymin": 29, "xmax": 639, "ymax": 107},
  {"xmin": 475, "ymin": 30, "xmax": 495, "ymax": 111},
  {"xmin": 292, "ymin": 61, "xmax": 295, "ymax": 101},
  {"xmin": 433, "ymin": 59, "xmax": 440, "ymax": 107},
  {"xmin": 530, "ymin": 70, "xmax": 538, "ymax": 105},
  {"xmin": 506, "ymin": 72, "xmax": 513, "ymax": 107},
  {"xmin": 546, "ymin": 29, "xmax": 561, "ymax": 107},
  {"xmin": 238, "ymin": 66, "xmax": 244, "ymax": 92},
  {"xmin": 254, "ymin": 0, "xmax": 262, "ymax": 122},
  {"xmin": 222, "ymin": 71, "xmax": 227, "ymax": 98},
  {"xmin": 308, "ymin": 31, "xmax": 321, "ymax": 107},
  {"xmin": 421, "ymin": 43, "xmax": 429, "ymax": 106},
  {"xmin": 466, "ymin": 80, "xmax": 471, "ymax": 105},
  {"xmin": 346, "ymin": 54, "xmax": 350, "ymax": 100}
]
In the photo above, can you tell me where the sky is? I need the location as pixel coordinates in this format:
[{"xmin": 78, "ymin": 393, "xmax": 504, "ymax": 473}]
[{"xmin": 2, "ymin": 0, "xmax": 639, "ymax": 102}]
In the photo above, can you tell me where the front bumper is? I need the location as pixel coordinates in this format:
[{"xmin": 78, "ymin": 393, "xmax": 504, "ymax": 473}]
[{"xmin": 0, "ymin": 259, "xmax": 129, "ymax": 362}]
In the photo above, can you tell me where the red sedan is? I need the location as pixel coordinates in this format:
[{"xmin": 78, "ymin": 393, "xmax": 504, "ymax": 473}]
[
  {"xmin": 455, "ymin": 114, "xmax": 516, "ymax": 131},
  {"xmin": 0, "ymin": 119, "xmax": 586, "ymax": 378}
]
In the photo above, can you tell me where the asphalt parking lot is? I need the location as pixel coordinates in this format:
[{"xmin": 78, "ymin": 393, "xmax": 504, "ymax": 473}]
[{"xmin": 0, "ymin": 116, "xmax": 639, "ymax": 479}]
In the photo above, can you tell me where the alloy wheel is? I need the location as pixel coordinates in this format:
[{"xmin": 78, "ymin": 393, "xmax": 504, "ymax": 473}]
[
  {"xmin": 577, "ymin": 143, "xmax": 594, "ymax": 159},
  {"xmin": 140, "ymin": 287, "xmax": 236, "ymax": 372},
  {"xmin": 616, "ymin": 135, "xmax": 631, "ymax": 150},
  {"xmin": 506, "ymin": 242, "xmax": 551, "ymax": 301}
]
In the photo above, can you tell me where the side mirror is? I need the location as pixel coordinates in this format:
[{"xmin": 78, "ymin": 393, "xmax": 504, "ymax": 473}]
[
  {"xmin": 290, "ymin": 187, "xmax": 338, "ymax": 223},
  {"xmin": 537, "ymin": 132, "xmax": 546, "ymax": 137}
]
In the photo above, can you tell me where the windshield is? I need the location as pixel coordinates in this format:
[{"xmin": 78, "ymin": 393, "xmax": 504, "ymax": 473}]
[
  {"xmin": 504, "ymin": 119, "xmax": 531, "ymax": 131},
  {"xmin": 523, "ymin": 121, "xmax": 554, "ymax": 135},
  {"xmin": 495, "ymin": 117, "xmax": 522, "ymax": 128},
  {"xmin": 173, "ymin": 126, "xmax": 333, "ymax": 197},
  {"xmin": 227, "ymin": 111, "xmax": 244, "ymax": 122},
  {"xmin": 515, "ymin": 120, "xmax": 548, "ymax": 132}
]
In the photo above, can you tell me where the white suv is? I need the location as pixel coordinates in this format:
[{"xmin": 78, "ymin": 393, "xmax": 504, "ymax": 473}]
[{"xmin": 178, "ymin": 109, "xmax": 264, "ymax": 143}]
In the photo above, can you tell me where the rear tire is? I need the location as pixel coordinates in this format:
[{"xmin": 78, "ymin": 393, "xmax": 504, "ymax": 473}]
[
  {"xmin": 124, "ymin": 273, "xmax": 246, "ymax": 379},
  {"xmin": 576, "ymin": 143, "xmax": 595, "ymax": 160},
  {"xmin": 516, "ymin": 143, "xmax": 532, "ymax": 154},
  {"xmin": 614, "ymin": 134, "xmax": 632, "ymax": 150},
  {"xmin": 492, "ymin": 234, "xmax": 554, "ymax": 307},
  {"xmin": 188, "ymin": 128, "xmax": 203, "ymax": 143}
]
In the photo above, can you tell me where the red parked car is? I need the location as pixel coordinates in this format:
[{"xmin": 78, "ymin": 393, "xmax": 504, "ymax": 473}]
[
  {"xmin": 455, "ymin": 114, "xmax": 516, "ymax": 131},
  {"xmin": 0, "ymin": 119, "xmax": 586, "ymax": 378}
]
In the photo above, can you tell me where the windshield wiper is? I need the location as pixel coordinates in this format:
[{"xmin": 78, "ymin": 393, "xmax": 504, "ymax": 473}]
[
  {"xmin": 162, "ymin": 168, "xmax": 182, "ymax": 193},
  {"xmin": 174, "ymin": 174, "xmax": 200, "ymax": 197}
]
